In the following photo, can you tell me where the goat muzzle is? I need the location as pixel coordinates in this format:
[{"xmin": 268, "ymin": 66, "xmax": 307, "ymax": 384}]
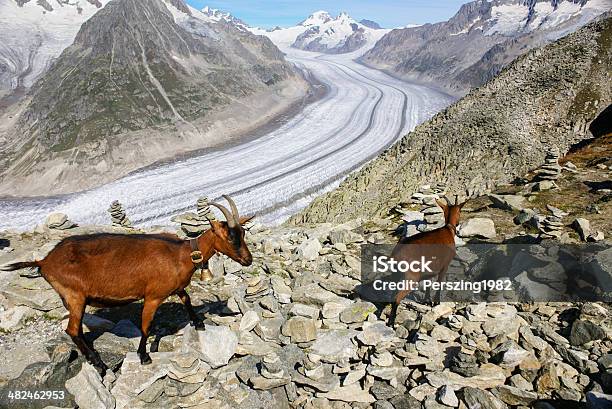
[{"xmin": 239, "ymin": 254, "xmax": 253, "ymax": 266}]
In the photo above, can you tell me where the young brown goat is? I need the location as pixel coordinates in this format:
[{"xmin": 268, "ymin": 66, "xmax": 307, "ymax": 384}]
[
  {"xmin": 2, "ymin": 195, "xmax": 252, "ymax": 375},
  {"xmin": 387, "ymin": 198, "xmax": 465, "ymax": 325}
]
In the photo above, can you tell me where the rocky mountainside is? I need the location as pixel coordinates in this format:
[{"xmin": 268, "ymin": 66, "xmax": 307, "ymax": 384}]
[
  {"xmin": 0, "ymin": 0, "xmax": 307, "ymax": 196},
  {"xmin": 292, "ymin": 14, "xmax": 611, "ymax": 224},
  {"xmin": 361, "ymin": 0, "xmax": 611, "ymax": 95},
  {"xmin": 0, "ymin": 155, "xmax": 610, "ymax": 407},
  {"xmin": 16, "ymin": 0, "xmax": 295, "ymax": 150},
  {"xmin": 252, "ymin": 11, "xmax": 390, "ymax": 53}
]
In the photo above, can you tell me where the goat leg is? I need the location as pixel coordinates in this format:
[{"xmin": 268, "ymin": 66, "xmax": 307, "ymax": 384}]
[
  {"xmin": 424, "ymin": 285, "xmax": 434, "ymax": 306},
  {"xmin": 63, "ymin": 295, "xmax": 107, "ymax": 376},
  {"xmin": 433, "ymin": 266, "xmax": 449, "ymax": 306},
  {"xmin": 138, "ymin": 298, "xmax": 162, "ymax": 365},
  {"xmin": 389, "ymin": 289, "xmax": 411, "ymax": 327},
  {"xmin": 388, "ymin": 303, "xmax": 398, "ymax": 327},
  {"xmin": 178, "ymin": 289, "xmax": 205, "ymax": 330}
]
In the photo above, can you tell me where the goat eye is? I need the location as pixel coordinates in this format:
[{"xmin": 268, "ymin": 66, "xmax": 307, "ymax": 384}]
[{"xmin": 229, "ymin": 229, "xmax": 241, "ymax": 248}]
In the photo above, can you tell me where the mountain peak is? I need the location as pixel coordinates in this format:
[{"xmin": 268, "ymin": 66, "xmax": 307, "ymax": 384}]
[
  {"xmin": 301, "ymin": 10, "xmax": 333, "ymax": 26},
  {"xmin": 337, "ymin": 11, "xmax": 351, "ymax": 20},
  {"xmin": 200, "ymin": 5, "xmax": 246, "ymax": 27}
]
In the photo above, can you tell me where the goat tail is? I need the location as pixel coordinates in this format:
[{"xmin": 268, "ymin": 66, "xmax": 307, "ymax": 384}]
[{"xmin": 0, "ymin": 260, "xmax": 40, "ymax": 272}]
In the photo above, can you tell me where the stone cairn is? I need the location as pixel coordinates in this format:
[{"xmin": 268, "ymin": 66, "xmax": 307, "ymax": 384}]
[
  {"xmin": 107, "ymin": 201, "xmax": 132, "ymax": 228},
  {"xmin": 249, "ymin": 352, "xmax": 290, "ymax": 389},
  {"xmin": 196, "ymin": 197, "xmax": 215, "ymax": 225},
  {"xmin": 171, "ymin": 197, "xmax": 216, "ymax": 239},
  {"xmin": 406, "ymin": 183, "xmax": 447, "ymax": 233},
  {"xmin": 537, "ymin": 204, "xmax": 567, "ymax": 238},
  {"xmin": 409, "ymin": 183, "xmax": 446, "ymax": 205},
  {"xmin": 418, "ymin": 197, "xmax": 446, "ymax": 232},
  {"xmin": 171, "ymin": 197, "xmax": 217, "ymax": 281},
  {"xmin": 534, "ymin": 148, "xmax": 562, "ymax": 181},
  {"xmin": 45, "ymin": 213, "xmax": 76, "ymax": 230},
  {"xmin": 538, "ymin": 215, "xmax": 564, "ymax": 238},
  {"xmin": 245, "ymin": 276, "xmax": 270, "ymax": 302}
]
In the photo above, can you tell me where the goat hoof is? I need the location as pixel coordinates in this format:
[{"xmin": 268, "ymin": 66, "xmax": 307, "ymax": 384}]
[
  {"xmin": 194, "ymin": 321, "xmax": 205, "ymax": 331},
  {"xmin": 93, "ymin": 363, "xmax": 108, "ymax": 378},
  {"xmin": 139, "ymin": 353, "xmax": 152, "ymax": 365}
]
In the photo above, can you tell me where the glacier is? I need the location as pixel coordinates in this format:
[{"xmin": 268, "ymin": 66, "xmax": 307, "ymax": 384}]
[{"xmin": 0, "ymin": 46, "xmax": 453, "ymax": 230}]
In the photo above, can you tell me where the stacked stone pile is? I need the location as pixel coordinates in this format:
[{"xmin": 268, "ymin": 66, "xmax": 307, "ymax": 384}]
[
  {"xmin": 534, "ymin": 148, "xmax": 562, "ymax": 182},
  {"xmin": 418, "ymin": 196, "xmax": 445, "ymax": 232},
  {"xmin": 172, "ymin": 197, "xmax": 216, "ymax": 239},
  {"xmin": 196, "ymin": 197, "xmax": 215, "ymax": 226},
  {"xmin": 45, "ymin": 213, "xmax": 76, "ymax": 230},
  {"xmin": 1, "ymin": 219, "xmax": 610, "ymax": 409},
  {"xmin": 409, "ymin": 183, "xmax": 446, "ymax": 205},
  {"xmin": 107, "ymin": 201, "xmax": 132, "ymax": 228},
  {"xmin": 538, "ymin": 215, "xmax": 564, "ymax": 238}
]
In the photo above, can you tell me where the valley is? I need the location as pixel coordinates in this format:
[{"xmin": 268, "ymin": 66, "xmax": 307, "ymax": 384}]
[{"xmin": 0, "ymin": 47, "xmax": 453, "ymax": 230}]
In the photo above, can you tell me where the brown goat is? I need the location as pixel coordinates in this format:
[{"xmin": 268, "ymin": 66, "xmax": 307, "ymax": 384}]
[
  {"xmin": 387, "ymin": 198, "xmax": 464, "ymax": 325},
  {"xmin": 1, "ymin": 195, "xmax": 252, "ymax": 375}
]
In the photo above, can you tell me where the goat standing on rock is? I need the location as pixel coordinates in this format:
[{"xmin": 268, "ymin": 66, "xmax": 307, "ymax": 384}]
[
  {"xmin": 387, "ymin": 197, "xmax": 465, "ymax": 325},
  {"xmin": 1, "ymin": 195, "xmax": 253, "ymax": 376}
]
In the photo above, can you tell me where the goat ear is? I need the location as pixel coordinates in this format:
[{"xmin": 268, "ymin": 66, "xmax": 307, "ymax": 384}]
[
  {"xmin": 209, "ymin": 220, "xmax": 220, "ymax": 233},
  {"xmin": 239, "ymin": 215, "xmax": 255, "ymax": 226}
]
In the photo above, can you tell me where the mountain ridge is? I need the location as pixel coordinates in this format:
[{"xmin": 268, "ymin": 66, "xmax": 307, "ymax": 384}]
[
  {"xmin": 251, "ymin": 10, "xmax": 389, "ymax": 54},
  {"xmin": 360, "ymin": 0, "xmax": 611, "ymax": 95}
]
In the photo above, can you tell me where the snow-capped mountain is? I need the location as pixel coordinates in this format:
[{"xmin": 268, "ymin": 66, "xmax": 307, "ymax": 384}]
[
  {"xmin": 200, "ymin": 5, "xmax": 249, "ymax": 29},
  {"xmin": 0, "ymin": 0, "xmax": 259, "ymax": 98},
  {"xmin": 251, "ymin": 11, "xmax": 390, "ymax": 54},
  {"xmin": 0, "ymin": 0, "xmax": 302, "ymax": 194},
  {"xmin": 300, "ymin": 10, "xmax": 333, "ymax": 26},
  {"xmin": 361, "ymin": 0, "xmax": 611, "ymax": 95},
  {"xmin": 12, "ymin": 0, "xmax": 296, "ymax": 142},
  {"xmin": 0, "ymin": 0, "xmax": 110, "ymax": 96}
]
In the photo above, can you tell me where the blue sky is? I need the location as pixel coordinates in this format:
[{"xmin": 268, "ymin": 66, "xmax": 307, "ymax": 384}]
[{"xmin": 186, "ymin": 0, "xmax": 468, "ymax": 28}]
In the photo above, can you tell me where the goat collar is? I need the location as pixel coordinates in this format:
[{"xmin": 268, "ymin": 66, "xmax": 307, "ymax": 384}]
[
  {"xmin": 446, "ymin": 223, "xmax": 457, "ymax": 236},
  {"xmin": 189, "ymin": 238, "xmax": 205, "ymax": 269}
]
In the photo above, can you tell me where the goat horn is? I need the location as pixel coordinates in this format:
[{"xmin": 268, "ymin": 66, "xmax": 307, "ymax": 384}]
[
  {"xmin": 222, "ymin": 194, "xmax": 240, "ymax": 222},
  {"xmin": 210, "ymin": 202, "xmax": 237, "ymax": 228}
]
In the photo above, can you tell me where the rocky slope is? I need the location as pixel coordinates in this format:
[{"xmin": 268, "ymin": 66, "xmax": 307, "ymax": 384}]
[
  {"xmin": 361, "ymin": 0, "xmax": 611, "ymax": 95},
  {"xmin": 0, "ymin": 149, "xmax": 610, "ymax": 407},
  {"xmin": 292, "ymin": 14, "xmax": 612, "ymax": 224},
  {"xmin": 0, "ymin": 0, "xmax": 308, "ymax": 196}
]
